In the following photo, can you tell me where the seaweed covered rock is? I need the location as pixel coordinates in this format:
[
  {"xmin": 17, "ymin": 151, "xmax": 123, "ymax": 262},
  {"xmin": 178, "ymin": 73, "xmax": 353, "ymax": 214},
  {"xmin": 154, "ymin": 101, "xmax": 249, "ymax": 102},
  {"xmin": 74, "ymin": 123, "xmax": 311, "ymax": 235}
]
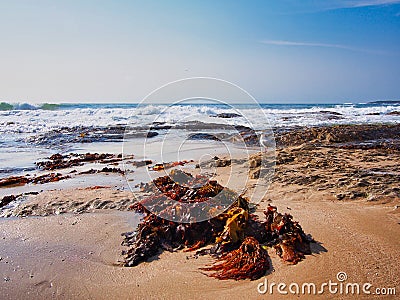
[
  {"xmin": 0, "ymin": 173, "xmax": 69, "ymax": 187},
  {"xmin": 36, "ymin": 152, "xmax": 121, "ymax": 170}
]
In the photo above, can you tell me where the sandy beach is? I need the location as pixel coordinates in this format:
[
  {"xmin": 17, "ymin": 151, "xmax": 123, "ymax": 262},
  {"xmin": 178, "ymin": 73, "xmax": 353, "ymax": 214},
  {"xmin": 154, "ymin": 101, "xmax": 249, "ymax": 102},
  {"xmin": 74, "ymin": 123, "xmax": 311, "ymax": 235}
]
[
  {"xmin": 1, "ymin": 0, "xmax": 400, "ymax": 298},
  {"xmin": 1, "ymin": 124, "xmax": 399, "ymax": 299}
]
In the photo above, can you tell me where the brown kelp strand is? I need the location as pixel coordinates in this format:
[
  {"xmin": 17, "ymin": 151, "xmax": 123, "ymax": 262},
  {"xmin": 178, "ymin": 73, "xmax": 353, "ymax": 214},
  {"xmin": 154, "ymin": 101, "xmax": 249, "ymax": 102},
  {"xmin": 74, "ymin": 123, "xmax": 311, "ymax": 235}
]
[
  {"xmin": 123, "ymin": 170, "xmax": 312, "ymax": 280},
  {"xmin": 200, "ymin": 237, "xmax": 269, "ymax": 280},
  {"xmin": 0, "ymin": 173, "xmax": 70, "ymax": 187},
  {"xmin": 264, "ymin": 205, "xmax": 312, "ymax": 264},
  {"xmin": 148, "ymin": 160, "xmax": 193, "ymax": 171},
  {"xmin": 122, "ymin": 214, "xmax": 217, "ymax": 266}
]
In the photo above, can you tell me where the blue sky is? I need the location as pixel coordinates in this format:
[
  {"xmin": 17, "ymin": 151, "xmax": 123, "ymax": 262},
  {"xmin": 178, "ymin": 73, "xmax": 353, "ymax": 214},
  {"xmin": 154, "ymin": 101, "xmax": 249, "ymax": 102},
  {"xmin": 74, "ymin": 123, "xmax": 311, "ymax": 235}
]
[{"xmin": 0, "ymin": 0, "xmax": 399, "ymax": 103}]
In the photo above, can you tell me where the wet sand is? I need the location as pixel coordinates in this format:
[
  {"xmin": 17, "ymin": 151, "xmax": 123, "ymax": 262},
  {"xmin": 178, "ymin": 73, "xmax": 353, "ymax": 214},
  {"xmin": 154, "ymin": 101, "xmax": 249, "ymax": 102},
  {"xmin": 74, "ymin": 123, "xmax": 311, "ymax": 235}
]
[{"xmin": 1, "ymin": 189, "xmax": 399, "ymax": 299}]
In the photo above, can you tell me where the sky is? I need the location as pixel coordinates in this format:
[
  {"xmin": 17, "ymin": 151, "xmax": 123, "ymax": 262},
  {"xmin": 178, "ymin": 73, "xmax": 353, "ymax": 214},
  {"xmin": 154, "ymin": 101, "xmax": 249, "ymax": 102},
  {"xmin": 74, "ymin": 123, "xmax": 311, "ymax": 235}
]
[{"xmin": 0, "ymin": 0, "xmax": 399, "ymax": 103}]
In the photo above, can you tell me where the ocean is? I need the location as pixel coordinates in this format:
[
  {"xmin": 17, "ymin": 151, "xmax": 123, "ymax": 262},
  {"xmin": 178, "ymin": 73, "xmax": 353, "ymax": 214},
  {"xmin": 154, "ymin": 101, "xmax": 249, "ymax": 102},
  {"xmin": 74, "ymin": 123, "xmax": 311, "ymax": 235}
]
[{"xmin": 0, "ymin": 101, "xmax": 399, "ymax": 179}]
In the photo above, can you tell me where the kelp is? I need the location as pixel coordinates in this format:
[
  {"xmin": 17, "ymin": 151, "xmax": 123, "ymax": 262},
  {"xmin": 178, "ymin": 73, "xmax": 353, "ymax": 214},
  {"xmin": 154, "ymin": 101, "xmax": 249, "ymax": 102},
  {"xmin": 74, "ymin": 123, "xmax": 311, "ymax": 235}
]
[
  {"xmin": 264, "ymin": 205, "xmax": 312, "ymax": 264},
  {"xmin": 123, "ymin": 170, "xmax": 312, "ymax": 280},
  {"xmin": 200, "ymin": 237, "xmax": 269, "ymax": 280},
  {"xmin": 0, "ymin": 173, "xmax": 70, "ymax": 187}
]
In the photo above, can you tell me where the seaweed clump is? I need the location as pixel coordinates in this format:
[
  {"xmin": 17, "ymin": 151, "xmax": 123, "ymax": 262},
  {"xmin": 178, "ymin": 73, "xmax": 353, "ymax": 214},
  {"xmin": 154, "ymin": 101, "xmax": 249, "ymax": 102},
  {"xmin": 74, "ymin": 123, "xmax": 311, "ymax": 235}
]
[
  {"xmin": 200, "ymin": 236, "xmax": 269, "ymax": 280},
  {"xmin": 122, "ymin": 170, "xmax": 313, "ymax": 280}
]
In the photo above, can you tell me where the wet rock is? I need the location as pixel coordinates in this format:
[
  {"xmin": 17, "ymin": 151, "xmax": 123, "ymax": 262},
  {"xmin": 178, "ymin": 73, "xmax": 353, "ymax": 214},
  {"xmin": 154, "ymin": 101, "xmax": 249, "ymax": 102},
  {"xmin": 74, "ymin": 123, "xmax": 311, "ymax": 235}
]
[
  {"xmin": 79, "ymin": 167, "xmax": 124, "ymax": 175},
  {"xmin": 319, "ymin": 110, "xmax": 342, "ymax": 116},
  {"xmin": 215, "ymin": 113, "xmax": 241, "ymax": 118},
  {"xmin": 100, "ymin": 167, "xmax": 124, "ymax": 174},
  {"xmin": 234, "ymin": 127, "xmax": 260, "ymax": 146},
  {"xmin": 387, "ymin": 111, "xmax": 400, "ymax": 116},
  {"xmin": 188, "ymin": 133, "xmax": 220, "ymax": 141},
  {"xmin": 36, "ymin": 152, "xmax": 120, "ymax": 170},
  {"xmin": 146, "ymin": 131, "xmax": 158, "ymax": 138},
  {"xmin": 0, "ymin": 195, "xmax": 19, "ymax": 208},
  {"xmin": 132, "ymin": 160, "xmax": 152, "ymax": 167},
  {"xmin": 149, "ymin": 123, "xmax": 172, "ymax": 130}
]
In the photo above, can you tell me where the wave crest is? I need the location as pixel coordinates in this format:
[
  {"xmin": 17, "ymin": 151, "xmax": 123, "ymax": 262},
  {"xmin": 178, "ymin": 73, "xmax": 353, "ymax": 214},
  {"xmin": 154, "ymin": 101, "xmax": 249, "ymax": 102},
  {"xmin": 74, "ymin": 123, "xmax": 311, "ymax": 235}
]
[{"xmin": 0, "ymin": 102, "xmax": 62, "ymax": 111}]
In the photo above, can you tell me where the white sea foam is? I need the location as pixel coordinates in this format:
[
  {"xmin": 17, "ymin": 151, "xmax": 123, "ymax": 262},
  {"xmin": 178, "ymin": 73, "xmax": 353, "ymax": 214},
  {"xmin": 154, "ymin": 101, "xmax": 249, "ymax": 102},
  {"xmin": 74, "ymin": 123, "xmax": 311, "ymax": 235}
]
[{"xmin": 0, "ymin": 103, "xmax": 399, "ymax": 135}]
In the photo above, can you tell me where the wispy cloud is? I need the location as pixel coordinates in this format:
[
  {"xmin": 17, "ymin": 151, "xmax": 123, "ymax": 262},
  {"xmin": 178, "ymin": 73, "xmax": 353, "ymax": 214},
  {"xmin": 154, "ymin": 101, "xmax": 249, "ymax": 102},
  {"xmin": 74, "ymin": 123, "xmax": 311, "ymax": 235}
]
[
  {"xmin": 280, "ymin": 0, "xmax": 400, "ymax": 14},
  {"xmin": 344, "ymin": 0, "xmax": 400, "ymax": 8},
  {"xmin": 260, "ymin": 39, "xmax": 389, "ymax": 55}
]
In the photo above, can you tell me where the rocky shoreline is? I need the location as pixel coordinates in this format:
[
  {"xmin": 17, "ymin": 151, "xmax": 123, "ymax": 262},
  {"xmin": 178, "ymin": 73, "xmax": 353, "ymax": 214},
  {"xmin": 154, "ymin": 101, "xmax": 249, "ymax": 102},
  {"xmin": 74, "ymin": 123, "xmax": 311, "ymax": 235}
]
[
  {"xmin": 1, "ymin": 123, "xmax": 399, "ymax": 214},
  {"xmin": 1, "ymin": 123, "xmax": 399, "ymax": 298}
]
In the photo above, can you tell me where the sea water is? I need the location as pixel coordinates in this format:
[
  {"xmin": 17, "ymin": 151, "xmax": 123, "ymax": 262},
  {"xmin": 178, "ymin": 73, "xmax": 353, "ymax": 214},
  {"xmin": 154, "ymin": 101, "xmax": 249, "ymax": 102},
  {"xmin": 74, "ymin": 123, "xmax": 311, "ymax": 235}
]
[{"xmin": 0, "ymin": 102, "xmax": 399, "ymax": 178}]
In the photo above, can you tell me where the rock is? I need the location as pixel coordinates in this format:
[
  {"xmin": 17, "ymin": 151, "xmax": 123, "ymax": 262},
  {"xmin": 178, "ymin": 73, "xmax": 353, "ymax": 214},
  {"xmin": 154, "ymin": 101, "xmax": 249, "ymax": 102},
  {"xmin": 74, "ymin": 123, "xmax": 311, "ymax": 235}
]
[
  {"xmin": 250, "ymin": 169, "xmax": 260, "ymax": 179},
  {"xmin": 367, "ymin": 195, "xmax": 379, "ymax": 202},
  {"xmin": 325, "ymin": 133, "xmax": 340, "ymax": 143},
  {"xmin": 215, "ymin": 113, "xmax": 241, "ymax": 118},
  {"xmin": 356, "ymin": 179, "xmax": 370, "ymax": 187},
  {"xmin": 274, "ymin": 124, "xmax": 400, "ymax": 148},
  {"xmin": 188, "ymin": 133, "xmax": 219, "ymax": 141},
  {"xmin": 0, "ymin": 195, "xmax": 18, "ymax": 208},
  {"xmin": 36, "ymin": 152, "xmax": 121, "ymax": 170},
  {"xmin": 215, "ymin": 159, "xmax": 231, "ymax": 167},
  {"xmin": 319, "ymin": 110, "xmax": 342, "ymax": 116},
  {"xmin": 132, "ymin": 160, "xmax": 152, "ymax": 167},
  {"xmin": 336, "ymin": 193, "xmax": 345, "ymax": 200},
  {"xmin": 80, "ymin": 167, "xmax": 124, "ymax": 174},
  {"xmin": 149, "ymin": 123, "xmax": 172, "ymax": 130},
  {"xmin": 387, "ymin": 111, "xmax": 400, "ymax": 116},
  {"xmin": 249, "ymin": 155, "xmax": 261, "ymax": 168},
  {"xmin": 349, "ymin": 191, "xmax": 367, "ymax": 199},
  {"xmin": 146, "ymin": 131, "xmax": 158, "ymax": 138}
]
